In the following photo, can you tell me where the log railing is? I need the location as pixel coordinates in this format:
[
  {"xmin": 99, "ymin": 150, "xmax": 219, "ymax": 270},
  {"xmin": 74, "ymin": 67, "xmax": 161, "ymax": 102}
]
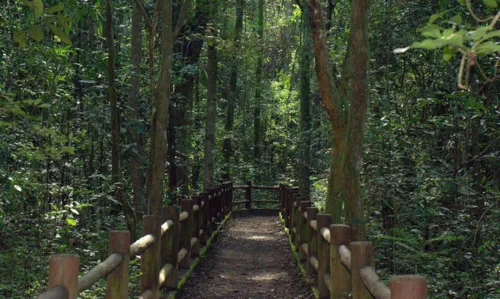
[
  {"xmin": 36, "ymin": 182, "xmax": 233, "ymax": 299},
  {"xmin": 279, "ymin": 184, "xmax": 428, "ymax": 299},
  {"xmin": 232, "ymin": 180, "xmax": 280, "ymax": 210}
]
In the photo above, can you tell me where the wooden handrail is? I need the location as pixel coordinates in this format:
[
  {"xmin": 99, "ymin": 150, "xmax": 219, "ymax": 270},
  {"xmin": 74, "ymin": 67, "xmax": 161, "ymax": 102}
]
[
  {"xmin": 280, "ymin": 184, "xmax": 428, "ymax": 299},
  {"xmin": 360, "ymin": 266, "xmax": 391, "ymax": 299},
  {"xmin": 36, "ymin": 285, "xmax": 68, "ymax": 299},
  {"xmin": 130, "ymin": 234, "xmax": 156, "ymax": 256},
  {"xmin": 78, "ymin": 253, "xmax": 123, "ymax": 292},
  {"xmin": 177, "ymin": 248, "xmax": 188, "ymax": 263},
  {"xmin": 310, "ymin": 220, "xmax": 317, "ymax": 231},
  {"xmin": 179, "ymin": 211, "xmax": 189, "ymax": 222},
  {"xmin": 158, "ymin": 263, "xmax": 173, "ymax": 287},
  {"xmin": 139, "ymin": 289, "xmax": 155, "ymax": 299},
  {"xmin": 160, "ymin": 219, "xmax": 174, "ymax": 235},
  {"xmin": 320, "ymin": 227, "xmax": 330, "ymax": 243},
  {"xmin": 339, "ymin": 245, "xmax": 352, "ymax": 271}
]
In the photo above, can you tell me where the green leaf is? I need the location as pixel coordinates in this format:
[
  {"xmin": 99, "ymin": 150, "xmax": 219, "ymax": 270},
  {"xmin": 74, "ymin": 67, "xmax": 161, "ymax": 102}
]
[
  {"xmin": 429, "ymin": 13, "xmax": 441, "ymax": 24},
  {"xmin": 27, "ymin": 26, "xmax": 43, "ymax": 41},
  {"xmin": 48, "ymin": 25, "xmax": 72, "ymax": 45},
  {"xmin": 46, "ymin": 3, "xmax": 64, "ymax": 14},
  {"xmin": 70, "ymin": 208, "xmax": 79, "ymax": 215},
  {"xmin": 473, "ymin": 26, "xmax": 491, "ymax": 41},
  {"xmin": 32, "ymin": 0, "xmax": 44, "ymax": 17},
  {"xmin": 449, "ymin": 14, "xmax": 462, "ymax": 25},
  {"xmin": 66, "ymin": 218, "xmax": 77, "ymax": 226},
  {"xmin": 482, "ymin": 0, "xmax": 498, "ymax": 8},
  {"xmin": 14, "ymin": 185, "xmax": 22, "ymax": 192},
  {"xmin": 443, "ymin": 47, "xmax": 454, "ymax": 61},
  {"xmin": 38, "ymin": 103, "xmax": 51, "ymax": 108},
  {"xmin": 475, "ymin": 42, "xmax": 500, "ymax": 55},
  {"xmin": 13, "ymin": 30, "xmax": 28, "ymax": 47},
  {"xmin": 419, "ymin": 24, "xmax": 442, "ymax": 39}
]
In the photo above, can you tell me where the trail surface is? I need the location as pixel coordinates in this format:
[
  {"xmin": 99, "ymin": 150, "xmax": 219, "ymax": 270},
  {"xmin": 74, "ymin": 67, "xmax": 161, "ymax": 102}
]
[{"xmin": 180, "ymin": 216, "xmax": 313, "ymax": 298}]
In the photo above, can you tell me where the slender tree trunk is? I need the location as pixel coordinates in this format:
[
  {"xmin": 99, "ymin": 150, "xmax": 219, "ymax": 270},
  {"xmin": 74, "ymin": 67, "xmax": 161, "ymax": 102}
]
[
  {"xmin": 223, "ymin": 0, "xmax": 244, "ymax": 181},
  {"xmin": 106, "ymin": 0, "xmax": 136, "ymax": 238},
  {"xmin": 308, "ymin": 0, "xmax": 347, "ymax": 222},
  {"xmin": 128, "ymin": 1, "xmax": 145, "ymax": 221},
  {"xmin": 298, "ymin": 1, "xmax": 312, "ymax": 199},
  {"xmin": 253, "ymin": 0, "xmax": 264, "ymax": 182},
  {"xmin": 342, "ymin": 0, "xmax": 369, "ymax": 241},
  {"xmin": 203, "ymin": 0, "xmax": 218, "ymax": 190},
  {"xmin": 146, "ymin": 0, "xmax": 174, "ymax": 215}
]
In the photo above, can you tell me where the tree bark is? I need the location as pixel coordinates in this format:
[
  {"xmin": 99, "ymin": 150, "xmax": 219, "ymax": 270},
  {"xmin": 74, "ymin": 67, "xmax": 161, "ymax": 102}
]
[
  {"xmin": 203, "ymin": 0, "xmax": 218, "ymax": 190},
  {"xmin": 253, "ymin": 0, "xmax": 264, "ymax": 181},
  {"xmin": 106, "ymin": 0, "xmax": 136, "ymax": 238},
  {"xmin": 343, "ymin": 0, "xmax": 369, "ymax": 241},
  {"xmin": 128, "ymin": 0, "xmax": 145, "ymax": 222},
  {"xmin": 146, "ymin": 0, "xmax": 174, "ymax": 215},
  {"xmin": 298, "ymin": 0, "xmax": 312, "ymax": 199},
  {"xmin": 223, "ymin": 0, "xmax": 244, "ymax": 181}
]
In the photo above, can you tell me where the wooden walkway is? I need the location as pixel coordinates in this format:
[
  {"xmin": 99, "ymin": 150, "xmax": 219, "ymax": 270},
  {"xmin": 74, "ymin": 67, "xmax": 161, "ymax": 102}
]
[{"xmin": 180, "ymin": 216, "xmax": 313, "ymax": 298}]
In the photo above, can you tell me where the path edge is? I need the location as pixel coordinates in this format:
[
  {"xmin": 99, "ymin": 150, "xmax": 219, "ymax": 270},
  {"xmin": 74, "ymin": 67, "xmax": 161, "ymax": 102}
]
[
  {"xmin": 165, "ymin": 212, "xmax": 233, "ymax": 299},
  {"xmin": 280, "ymin": 213, "xmax": 319, "ymax": 299}
]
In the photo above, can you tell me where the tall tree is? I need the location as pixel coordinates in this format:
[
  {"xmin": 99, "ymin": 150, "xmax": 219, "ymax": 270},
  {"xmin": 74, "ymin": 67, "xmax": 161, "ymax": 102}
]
[
  {"xmin": 223, "ymin": 0, "xmax": 244, "ymax": 181},
  {"xmin": 128, "ymin": 1, "xmax": 145, "ymax": 220},
  {"xmin": 253, "ymin": 0, "xmax": 264, "ymax": 180},
  {"xmin": 106, "ymin": 0, "xmax": 136, "ymax": 238},
  {"xmin": 203, "ymin": 0, "xmax": 218, "ymax": 190},
  {"xmin": 298, "ymin": 0, "xmax": 312, "ymax": 198},
  {"xmin": 142, "ymin": 0, "xmax": 189, "ymax": 214},
  {"xmin": 308, "ymin": 0, "xmax": 370, "ymax": 240}
]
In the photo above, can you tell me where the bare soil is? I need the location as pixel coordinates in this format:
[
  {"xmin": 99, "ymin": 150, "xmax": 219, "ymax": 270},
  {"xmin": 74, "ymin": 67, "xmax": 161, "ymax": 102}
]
[{"xmin": 179, "ymin": 216, "xmax": 313, "ymax": 299}]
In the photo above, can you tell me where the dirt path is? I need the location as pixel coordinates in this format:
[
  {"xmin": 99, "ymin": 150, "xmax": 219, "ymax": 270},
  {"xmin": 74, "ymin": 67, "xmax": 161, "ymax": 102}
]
[{"xmin": 179, "ymin": 216, "xmax": 313, "ymax": 299}]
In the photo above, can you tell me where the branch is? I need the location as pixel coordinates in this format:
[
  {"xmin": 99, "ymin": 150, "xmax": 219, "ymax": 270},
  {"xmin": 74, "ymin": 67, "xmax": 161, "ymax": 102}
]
[
  {"xmin": 133, "ymin": 0, "xmax": 152, "ymax": 31},
  {"xmin": 173, "ymin": 0, "xmax": 191, "ymax": 40},
  {"xmin": 465, "ymin": 0, "xmax": 495, "ymax": 23}
]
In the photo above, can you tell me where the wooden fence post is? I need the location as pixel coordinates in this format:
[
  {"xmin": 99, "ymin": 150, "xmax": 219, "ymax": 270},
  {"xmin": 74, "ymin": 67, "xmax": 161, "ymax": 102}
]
[
  {"xmin": 141, "ymin": 215, "xmax": 161, "ymax": 298},
  {"xmin": 330, "ymin": 224, "xmax": 351, "ymax": 298},
  {"xmin": 48, "ymin": 254, "xmax": 79, "ymax": 299},
  {"xmin": 179, "ymin": 199, "xmax": 194, "ymax": 269},
  {"xmin": 298, "ymin": 201, "xmax": 312, "ymax": 261},
  {"xmin": 105, "ymin": 231, "xmax": 130, "ymax": 298},
  {"xmin": 390, "ymin": 275, "xmax": 428, "ymax": 299},
  {"xmin": 306, "ymin": 207, "xmax": 319, "ymax": 276},
  {"xmin": 285, "ymin": 187, "xmax": 291, "ymax": 228},
  {"xmin": 351, "ymin": 241, "xmax": 373, "ymax": 299},
  {"xmin": 317, "ymin": 213, "xmax": 332, "ymax": 299},
  {"xmin": 229, "ymin": 182, "xmax": 234, "ymax": 211},
  {"xmin": 246, "ymin": 181, "xmax": 252, "ymax": 210},
  {"xmin": 290, "ymin": 192, "xmax": 298, "ymax": 243},
  {"xmin": 161, "ymin": 206, "xmax": 179, "ymax": 289},
  {"xmin": 199, "ymin": 193, "xmax": 208, "ymax": 244},
  {"xmin": 192, "ymin": 196, "xmax": 202, "ymax": 257}
]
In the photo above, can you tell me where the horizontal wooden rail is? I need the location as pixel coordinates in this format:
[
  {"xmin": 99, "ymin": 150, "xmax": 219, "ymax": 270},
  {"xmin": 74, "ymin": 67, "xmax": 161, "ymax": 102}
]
[
  {"xmin": 78, "ymin": 253, "xmax": 123, "ymax": 292},
  {"xmin": 130, "ymin": 234, "xmax": 156, "ymax": 256},
  {"xmin": 37, "ymin": 182, "xmax": 234, "ymax": 299},
  {"xmin": 280, "ymin": 184, "xmax": 428, "ymax": 299}
]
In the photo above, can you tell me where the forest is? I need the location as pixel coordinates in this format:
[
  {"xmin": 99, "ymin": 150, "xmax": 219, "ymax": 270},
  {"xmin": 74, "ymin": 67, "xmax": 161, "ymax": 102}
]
[{"xmin": 1, "ymin": 0, "xmax": 499, "ymax": 298}]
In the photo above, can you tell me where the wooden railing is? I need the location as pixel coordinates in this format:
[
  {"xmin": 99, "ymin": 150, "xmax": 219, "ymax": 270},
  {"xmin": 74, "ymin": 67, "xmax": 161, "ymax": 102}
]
[
  {"xmin": 232, "ymin": 180, "xmax": 280, "ymax": 209},
  {"xmin": 36, "ymin": 182, "xmax": 233, "ymax": 299},
  {"xmin": 279, "ymin": 185, "xmax": 428, "ymax": 299}
]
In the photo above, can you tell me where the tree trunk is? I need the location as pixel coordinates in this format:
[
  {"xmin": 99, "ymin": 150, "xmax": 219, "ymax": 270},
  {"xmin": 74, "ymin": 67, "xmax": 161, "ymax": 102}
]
[
  {"xmin": 223, "ymin": 0, "xmax": 244, "ymax": 181},
  {"xmin": 106, "ymin": 0, "xmax": 136, "ymax": 238},
  {"xmin": 203, "ymin": 0, "xmax": 218, "ymax": 190},
  {"xmin": 342, "ymin": 0, "xmax": 369, "ymax": 241},
  {"xmin": 253, "ymin": 0, "xmax": 264, "ymax": 176},
  {"xmin": 146, "ymin": 0, "xmax": 174, "ymax": 215},
  {"xmin": 298, "ymin": 0, "xmax": 312, "ymax": 199},
  {"xmin": 128, "ymin": 1, "xmax": 145, "ymax": 222}
]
